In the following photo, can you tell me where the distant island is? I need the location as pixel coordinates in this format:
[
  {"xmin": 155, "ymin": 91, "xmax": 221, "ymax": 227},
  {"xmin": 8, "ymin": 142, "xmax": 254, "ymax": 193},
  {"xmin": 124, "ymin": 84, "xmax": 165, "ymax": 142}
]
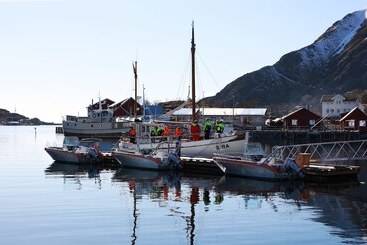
[{"xmin": 0, "ymin": 108, "xmax": 57, "ymax": 126}]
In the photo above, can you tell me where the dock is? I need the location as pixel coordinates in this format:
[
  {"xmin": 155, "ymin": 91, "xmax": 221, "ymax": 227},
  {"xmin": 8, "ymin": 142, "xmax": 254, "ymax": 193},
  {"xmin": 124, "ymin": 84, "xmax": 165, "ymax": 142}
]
[
  {"xmin": 180, "ymin": 157, "xmax": 222, "ymax": 175},
  {"xmin": 248, "ymin": 129, "xmax": 367, "ymax": 145}
]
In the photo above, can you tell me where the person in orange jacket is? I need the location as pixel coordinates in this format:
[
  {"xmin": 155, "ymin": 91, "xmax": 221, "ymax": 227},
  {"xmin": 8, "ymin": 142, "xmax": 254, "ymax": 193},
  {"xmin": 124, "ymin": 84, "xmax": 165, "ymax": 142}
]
[
  {"xmin": 190, "ymin": 121, "xmax": 201, "ymax": 141},
  {"xmin": 175, "ymin": 127, "xmax": 183, "ymax": 139},
  {"xmin": 163, "ymin": 125, "xmax": 170, "ymax": 136}
]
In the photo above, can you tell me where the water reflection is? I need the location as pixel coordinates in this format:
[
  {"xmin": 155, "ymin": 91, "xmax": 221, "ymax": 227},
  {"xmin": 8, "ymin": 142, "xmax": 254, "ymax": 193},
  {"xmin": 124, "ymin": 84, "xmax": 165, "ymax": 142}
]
[
  {"xmin": 112, "ymin": 169, "xmax": 365, "ymax": 244},
  {"xmin": 45, "ymin": 162, "xmax": 118, "ymax": 189},
  {"xmin": 44, "ymin": 163, "xmax": 367, "ymax": 244}
]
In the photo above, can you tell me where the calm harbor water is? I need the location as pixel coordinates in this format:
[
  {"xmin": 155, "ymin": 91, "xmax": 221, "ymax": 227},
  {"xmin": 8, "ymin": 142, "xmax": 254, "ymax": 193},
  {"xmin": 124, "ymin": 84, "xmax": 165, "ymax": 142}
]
[{"xmin": 1, "ymin": 126, "xmax": 367, "ymax": 244}]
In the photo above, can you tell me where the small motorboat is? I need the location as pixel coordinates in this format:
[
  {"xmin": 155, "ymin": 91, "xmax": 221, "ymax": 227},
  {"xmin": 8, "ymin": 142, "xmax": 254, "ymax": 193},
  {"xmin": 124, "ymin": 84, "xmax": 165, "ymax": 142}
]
[
  {"xmin": 45, "ymin": 137, "xmax": 114, "ymax": 164},
  {"xmin": 112, "ymin": 141, "xmax": 182, "ymax": 170},
  {"xmin": 213, "ymin": 151, "xmax": 360, "ymax": 182},
  {"xmin": 213, "ymin": 153, "xmax": 303, "ymax": 181}
]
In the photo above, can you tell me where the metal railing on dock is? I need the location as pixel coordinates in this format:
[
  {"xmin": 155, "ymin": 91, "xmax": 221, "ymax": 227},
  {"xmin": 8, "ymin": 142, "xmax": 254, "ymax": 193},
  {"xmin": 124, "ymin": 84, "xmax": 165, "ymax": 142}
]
[{"xmin": 269, "ymin": 139, "xmax": 367, "ymax": 163}]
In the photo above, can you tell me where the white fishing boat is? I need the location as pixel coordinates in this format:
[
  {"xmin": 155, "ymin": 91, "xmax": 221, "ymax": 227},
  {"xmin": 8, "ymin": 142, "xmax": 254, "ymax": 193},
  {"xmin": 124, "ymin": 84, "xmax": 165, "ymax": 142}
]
[
  {"xmin": 63, "ymin": 61, "xmax": 143, "ymax": 138},
  {"xmin": 62, "ymin": 99, "xmax": 138, "ymax": 138},
  {"xmin": 45, "ymin": 137, "xmax": 114, "ymax": 164},
  {"xmin": 116, "ymin": 120, "xmax": 246, "ymax": 158},
  {"xmin": 114, "ymin": 23, "xmax": 247, "ymax": 158}
]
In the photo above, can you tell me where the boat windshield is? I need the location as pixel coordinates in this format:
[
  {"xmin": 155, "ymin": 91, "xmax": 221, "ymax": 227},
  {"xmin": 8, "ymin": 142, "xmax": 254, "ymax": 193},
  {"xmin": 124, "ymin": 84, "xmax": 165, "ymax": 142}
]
[
  {"xmin": 244, "ymin": 143, "xmax": 264, "ymax": 156},
  {"xmin": 63, "ymin": 136, "xmax": 80, "ymax": 147},
  {"xmin": 79, "ymin": 138, "xmax": 102, "ymax": 147}
]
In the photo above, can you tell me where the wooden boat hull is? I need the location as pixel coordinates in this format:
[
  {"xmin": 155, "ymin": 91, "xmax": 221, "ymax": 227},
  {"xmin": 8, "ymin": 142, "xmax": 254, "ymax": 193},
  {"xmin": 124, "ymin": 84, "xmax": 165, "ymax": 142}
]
[{"xmin": 213, "ymin": 157, "xmax": 298, "ymax": 180}]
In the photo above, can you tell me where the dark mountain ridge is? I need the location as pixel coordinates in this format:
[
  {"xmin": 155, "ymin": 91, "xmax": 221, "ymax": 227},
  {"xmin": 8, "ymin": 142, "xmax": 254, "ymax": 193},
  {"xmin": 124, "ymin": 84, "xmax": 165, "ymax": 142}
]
[
  {"xmin": 201, "ymin": 10, "xmax": 367, "ymax": 115},
  {"xmin": 0, "ymin": 108, "xmax": 54, "ymax": 125}
]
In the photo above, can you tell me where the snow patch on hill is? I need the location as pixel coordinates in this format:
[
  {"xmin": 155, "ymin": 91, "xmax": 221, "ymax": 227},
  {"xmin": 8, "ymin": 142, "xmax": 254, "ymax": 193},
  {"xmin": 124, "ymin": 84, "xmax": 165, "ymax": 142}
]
[{"xmin": 299, "ymin": 10, "xmax": 366, "ymax": 68}]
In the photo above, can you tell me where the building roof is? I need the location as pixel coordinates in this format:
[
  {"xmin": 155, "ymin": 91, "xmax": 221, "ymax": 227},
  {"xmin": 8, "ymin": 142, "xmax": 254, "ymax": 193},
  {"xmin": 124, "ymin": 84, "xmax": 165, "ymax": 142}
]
[
  {"xmin": 109, "ymin": 97, "xmax": 142, "ymax": 108},
  {"xmin": 172, "ymin": 107, "xmax": 267, "ymax": 116},
  {"xmin": 281, "ymin": 107, "xmax": 321, "ymax": 120},
  {"xmin": 172, "ymin": 108, "xmax": 199, "ymax": 116},
  {"xmin": 201, "ymin": 108, "xmax": 267, "ymax": 116},
  {"xmin": 89, "ymin": 98, "xmax": 115, "ymax": 109},
  {"xmin": 339, "ymin": 107, "xmax": 367, "ymax": 121},
  {"xmin": 109, "ymin": 98, "xmax": 129, "ymax": 108},
  {"xmin": 321, "ymin": 94, "xmax": 357, "ymax": 102}
]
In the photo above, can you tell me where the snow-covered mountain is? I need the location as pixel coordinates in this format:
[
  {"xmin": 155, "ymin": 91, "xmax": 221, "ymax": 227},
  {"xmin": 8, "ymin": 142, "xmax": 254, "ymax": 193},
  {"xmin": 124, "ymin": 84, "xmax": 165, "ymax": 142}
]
[{"xmin": 202, "ymin": 10, "xmax": 367, "ymax": 113}]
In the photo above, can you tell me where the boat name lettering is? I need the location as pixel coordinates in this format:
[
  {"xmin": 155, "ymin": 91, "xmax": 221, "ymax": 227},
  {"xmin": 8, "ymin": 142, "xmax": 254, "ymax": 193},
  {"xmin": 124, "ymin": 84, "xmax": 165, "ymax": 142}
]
[{"xmin": 216, "ymin": 144, "xmax": 230, "ymax": 150}]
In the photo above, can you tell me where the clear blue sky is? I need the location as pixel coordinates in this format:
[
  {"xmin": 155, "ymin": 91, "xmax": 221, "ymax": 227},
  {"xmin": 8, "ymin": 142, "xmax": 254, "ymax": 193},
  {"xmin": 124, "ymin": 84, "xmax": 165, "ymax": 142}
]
[{"xmin": 0, "ymin": 0, "xmax": 366, "ymax": 122}]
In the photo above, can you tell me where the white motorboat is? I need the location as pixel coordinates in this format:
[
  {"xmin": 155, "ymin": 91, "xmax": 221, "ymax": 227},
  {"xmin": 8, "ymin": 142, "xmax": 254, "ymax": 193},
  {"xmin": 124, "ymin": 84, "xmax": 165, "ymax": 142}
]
[
  {"xmin": 213, "ymin": 154, "xmax": 303, "ymax": 180},
  {"xmin": 113, "ymin": 141, "xmax": 181, "ymax": 170},
  {"xmin": 45, "ymin": 137, "xmax": 114, "ymax": 164}
]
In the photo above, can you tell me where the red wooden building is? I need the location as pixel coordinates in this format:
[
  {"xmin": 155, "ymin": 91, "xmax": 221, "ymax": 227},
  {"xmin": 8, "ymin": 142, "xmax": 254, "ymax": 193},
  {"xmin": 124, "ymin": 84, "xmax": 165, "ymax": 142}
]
[
  {"xmin": 339, "ymin": 107, "xmax": 367, "ymax": 131},
  {"xmin": 280, "ymin": 108, "xmax": 321, "ymax": 129},
  {"xmin": 88, "ymin": 98, "xmax": 115, "ymax": 110},
  {"xmin": 109, "ymin": 97, "xmax": 143, "ymax": 117}
]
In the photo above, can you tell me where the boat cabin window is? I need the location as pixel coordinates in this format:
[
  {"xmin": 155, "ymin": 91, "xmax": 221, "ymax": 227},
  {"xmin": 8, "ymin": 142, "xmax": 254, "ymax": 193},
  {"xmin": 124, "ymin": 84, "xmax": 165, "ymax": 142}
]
[
  {"xmin": 360, "ymin": 120, "xmax": 366, "ymax": 127},
  {"xmin": 101, "ymin": 111, "xmax": 109, "ymax": 117}
]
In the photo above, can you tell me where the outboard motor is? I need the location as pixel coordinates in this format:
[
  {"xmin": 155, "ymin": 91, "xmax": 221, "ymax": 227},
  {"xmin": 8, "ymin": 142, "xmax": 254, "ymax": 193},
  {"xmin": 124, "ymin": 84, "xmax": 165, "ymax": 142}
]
[
  {"xmin": 283, "ymin": 159, "xmax": 304, "ymax": 178},
  {"xmin": 167, "ymin": 152, "xmax": 181, "ymax": 169},
  {"xmin": 87, "ymin": 147, "xmax": 99, "ymax": 160}
]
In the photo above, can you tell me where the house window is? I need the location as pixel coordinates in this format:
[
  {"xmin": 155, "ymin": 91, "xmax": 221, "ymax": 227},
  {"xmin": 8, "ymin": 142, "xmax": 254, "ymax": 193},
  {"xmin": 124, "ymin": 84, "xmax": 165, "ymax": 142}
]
[
  {"xmin": 337, "ymin": 109, "xmax": 340, "ymax": 113},
  {"xmin": 291, "ymin": 119, "xmax": 298, "ymax": 126},
  {"xmin": 326, "ymin": 109, "xmax": 329, "ymax": 113},
  {"xmin": 331, "ymin": 109, "xmax": 334, "ymax": 113},
  {"xmin": 360, "ymin": 120, "xmax": 366, "ymax": 127},
  {"xmin": 348, "ymin": 120, "xmax": 355, "ymax": 128},
  {"xmin": 309, "ymin": 120, "xmax": 315, "ymax": 126},
  {"xmin": 91, "ymin": 124, "xmax": 94, "ymax": 128}
]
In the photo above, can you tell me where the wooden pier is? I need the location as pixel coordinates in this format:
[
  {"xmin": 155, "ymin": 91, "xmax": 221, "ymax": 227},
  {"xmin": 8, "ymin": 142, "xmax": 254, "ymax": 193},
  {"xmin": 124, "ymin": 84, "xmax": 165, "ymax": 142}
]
[
  {"xmin": 180, "ymin": 157, "xmax": 222, "ymax": 175},
  {"xmin": 249, "ymin": 129, "xmax": 367, "ymax": 145}
]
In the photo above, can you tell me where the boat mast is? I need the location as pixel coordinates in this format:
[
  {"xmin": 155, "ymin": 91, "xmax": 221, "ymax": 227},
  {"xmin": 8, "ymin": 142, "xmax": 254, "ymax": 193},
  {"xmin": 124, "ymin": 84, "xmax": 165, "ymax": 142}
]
[
  {"xmin": 142, "ymin": 84, "xmax": 146, "ymax": 119},
  {"xmin": 133, "ymin": 61, "xmax": 138, "ymax": 118},
  {"xmin": 191, "ymin": 21, "xmax": 196, "ymax": 122}
]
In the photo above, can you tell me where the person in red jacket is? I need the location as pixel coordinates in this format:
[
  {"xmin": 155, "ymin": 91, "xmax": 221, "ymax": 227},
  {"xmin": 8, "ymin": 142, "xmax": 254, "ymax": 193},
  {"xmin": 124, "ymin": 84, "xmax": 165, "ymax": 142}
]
[
  {"xmin": 128, "ymin": 126, "xmax": 136, "ymax": 143},
  {"xmin": 190, "ymin": 121, "xmax": 201, "ymax": 141}
]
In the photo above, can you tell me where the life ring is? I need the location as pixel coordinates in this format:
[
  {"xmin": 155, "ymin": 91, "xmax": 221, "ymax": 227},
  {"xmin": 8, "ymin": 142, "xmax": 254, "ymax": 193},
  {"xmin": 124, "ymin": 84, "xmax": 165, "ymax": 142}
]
[{"xmin": 92, "ymin": 113, "xmax": 97, "ymax": 118}]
